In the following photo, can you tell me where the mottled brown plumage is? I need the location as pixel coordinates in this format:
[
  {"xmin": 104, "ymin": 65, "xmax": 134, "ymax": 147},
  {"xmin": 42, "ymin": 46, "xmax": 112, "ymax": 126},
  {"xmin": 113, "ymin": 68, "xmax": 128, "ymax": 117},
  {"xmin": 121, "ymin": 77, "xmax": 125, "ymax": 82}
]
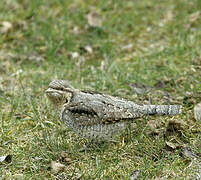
[{"xmin": 46, "ymin": 80, "xmax": 182, "ymax": 140}]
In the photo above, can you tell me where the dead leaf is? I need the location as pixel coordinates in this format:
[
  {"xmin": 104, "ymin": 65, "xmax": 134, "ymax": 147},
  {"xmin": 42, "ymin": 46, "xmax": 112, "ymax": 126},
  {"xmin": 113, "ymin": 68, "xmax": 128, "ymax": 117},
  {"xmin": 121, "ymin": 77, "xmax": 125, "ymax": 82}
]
[
  {"xmin": 13, "ymin": 174, "xmax": 24, "ymax": 180},
  {"xmin": 189, "ymin": 11, "xmax": 200, "ymax": 23},
  {"xmin": 71, "ymin": 52, "xmax": 79, "ymax": 59},
  {"xmin": 185, "ymin": 11, "xmax": 201, "ymax": 29},
  {"xmin": 166, "ymin": 10, "xmax": 174, "ymax": 21},
  {"xmin": 72, "ymin": 26, "xmax": 80, "ymax": 34},
  {"xmin": 79, "ymin": 45, "xmax": 93, "ymax": 54},
  {"xmin": 14, "ymin": 113, "xmax": 27, "ymax": 119},
  {"xmin": 84, "ymin": 45, "xmax": 93, "ymax": 54},
  {"xmin": 60, "ymin": 152, "xmax": 72, "ymax": 164},
  {"xmin": 0, "ymin": 21, "xmax": 13, "ymax": 34},
  {"xmin": 86, "ymin": 10, "xmax": 102, "ymax": 27},
  {"xmin": 129, "ymin": 83, "xmax": 152, "ymax": 95},
  {"xmin": 28, "ymin": 53, "xmax": 44, "ymax": 63},
  {"xmin": 165, "ymin": 141, "xmax": 178, "ymax": 150},
  {"xmin": 51, "ymin": 161, "xmax": 65, "ymax": 174},
  {"xmin": 0, "ymin": 50, "xmax": 16, "ymax": 61},
  {"xmin": 121, "ymin": 44, "xmax": 133, "ymax": 51},
  {"xmin": 11, "ymin": 69, "xmax": 23, "ymax": 77},
  {"xmin": 146, "ymin": 26, "xmax": 152, "ymax": 32},
  {"xmin": 162, "ymin": 10, "xmax": 174, "ymax": 24},
  {"xmin": 130, "ymin": 170, "xmax": 140, "ymax": 180},
  {"xmin": 180, "ymin": 147, "xmax": 198, "ymax": 160},
  {"xmin": 0, "ymin": 155, "xmax": 12, "ymax": 163},
  {"xmin": 194, "ymin": 102, "xmax": 201, "ymax": 122}
]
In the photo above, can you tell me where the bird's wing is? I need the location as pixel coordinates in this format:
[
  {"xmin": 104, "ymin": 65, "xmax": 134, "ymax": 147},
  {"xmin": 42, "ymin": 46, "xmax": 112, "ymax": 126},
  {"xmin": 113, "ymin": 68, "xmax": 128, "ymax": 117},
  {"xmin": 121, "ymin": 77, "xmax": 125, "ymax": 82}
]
[{"xmin": 61, "ymin": 98, "xmax": 142, "ymax": 127}]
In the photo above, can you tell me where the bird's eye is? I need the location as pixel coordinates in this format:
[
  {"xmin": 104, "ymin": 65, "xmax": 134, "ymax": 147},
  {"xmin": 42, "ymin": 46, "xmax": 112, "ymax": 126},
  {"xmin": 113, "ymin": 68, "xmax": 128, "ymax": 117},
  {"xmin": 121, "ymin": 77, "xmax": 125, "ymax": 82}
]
[{"xmin": 65, "ymin": 99, "xmax": 69, "ymax": 104}]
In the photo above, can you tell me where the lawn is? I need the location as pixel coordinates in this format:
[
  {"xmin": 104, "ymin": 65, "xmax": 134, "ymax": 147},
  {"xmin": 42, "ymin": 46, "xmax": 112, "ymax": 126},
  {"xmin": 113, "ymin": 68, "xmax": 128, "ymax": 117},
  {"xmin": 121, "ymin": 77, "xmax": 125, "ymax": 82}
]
[{"xmin": 0, "ymin": 0, "xmax": 201, "ymax": 179}]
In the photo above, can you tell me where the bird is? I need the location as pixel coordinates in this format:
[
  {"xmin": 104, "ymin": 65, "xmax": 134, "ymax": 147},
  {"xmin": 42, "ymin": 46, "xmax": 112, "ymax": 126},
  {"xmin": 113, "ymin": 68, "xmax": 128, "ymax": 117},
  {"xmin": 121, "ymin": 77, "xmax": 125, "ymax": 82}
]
[{"xmin": 46, "ymin": 80, "xmax": 182, "ymax": 140}]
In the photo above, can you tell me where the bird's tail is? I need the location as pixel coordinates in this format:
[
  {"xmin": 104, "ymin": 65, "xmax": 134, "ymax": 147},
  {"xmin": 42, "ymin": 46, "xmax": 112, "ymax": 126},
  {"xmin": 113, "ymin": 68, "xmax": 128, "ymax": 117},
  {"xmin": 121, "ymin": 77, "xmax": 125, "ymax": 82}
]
[{"xmin": 140, "ymin": 105, "xmax": 182, "ymax": 116}]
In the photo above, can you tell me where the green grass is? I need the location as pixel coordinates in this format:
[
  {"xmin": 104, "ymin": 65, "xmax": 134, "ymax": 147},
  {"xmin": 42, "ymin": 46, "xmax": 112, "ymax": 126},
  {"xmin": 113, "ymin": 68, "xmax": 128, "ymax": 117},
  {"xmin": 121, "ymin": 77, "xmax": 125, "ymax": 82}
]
[{"xmin": 0, "ymin": 0, "xmax": 201, "ymax": 179}]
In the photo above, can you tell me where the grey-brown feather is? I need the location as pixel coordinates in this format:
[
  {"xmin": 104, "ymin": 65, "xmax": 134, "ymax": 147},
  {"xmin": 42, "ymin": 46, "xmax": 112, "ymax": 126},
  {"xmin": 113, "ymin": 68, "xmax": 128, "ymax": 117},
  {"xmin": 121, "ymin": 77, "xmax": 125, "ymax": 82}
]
[
  {"xmin": 46, "ymin": 80, "xmax": 182, "ymax": 140},
  {"xmin": 59, "ymin": 88, "xmax": 181, "ymax": 139}
]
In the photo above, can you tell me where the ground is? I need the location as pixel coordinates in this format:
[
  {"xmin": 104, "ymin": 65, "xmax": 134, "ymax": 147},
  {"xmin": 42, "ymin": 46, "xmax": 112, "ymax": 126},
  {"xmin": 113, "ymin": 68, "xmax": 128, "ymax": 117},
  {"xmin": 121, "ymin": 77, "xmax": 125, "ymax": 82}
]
[{"xmin": 0, "ymin": 0, "xmax": 201, "ymax": 179}]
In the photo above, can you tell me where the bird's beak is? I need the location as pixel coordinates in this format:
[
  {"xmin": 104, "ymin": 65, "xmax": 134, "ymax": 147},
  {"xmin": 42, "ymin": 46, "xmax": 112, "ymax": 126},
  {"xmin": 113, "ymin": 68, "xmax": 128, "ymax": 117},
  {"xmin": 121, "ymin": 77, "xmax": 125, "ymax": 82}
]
[{"xmin": 45, "ymin": 88, "xmax": 54, "ymax": 94}]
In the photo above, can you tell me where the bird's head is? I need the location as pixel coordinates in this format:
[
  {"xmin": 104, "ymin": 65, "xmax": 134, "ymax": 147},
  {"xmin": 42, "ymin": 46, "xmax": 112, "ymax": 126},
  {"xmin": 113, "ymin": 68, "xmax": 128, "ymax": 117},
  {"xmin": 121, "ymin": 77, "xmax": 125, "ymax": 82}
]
[{"xmin": 45, "ymin": 80, "xmax": 74, "ymax": 108}]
